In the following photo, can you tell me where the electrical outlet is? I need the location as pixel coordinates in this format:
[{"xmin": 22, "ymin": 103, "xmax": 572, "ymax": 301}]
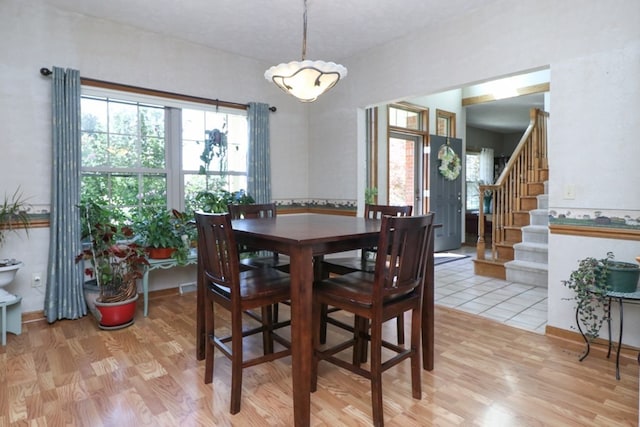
[{"xmin": 32, "ymin": 273, "xmax": 42, "ymax": 287}]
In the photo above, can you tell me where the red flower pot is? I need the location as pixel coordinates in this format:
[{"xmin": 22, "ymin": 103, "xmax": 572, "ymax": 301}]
[
  {"xmin": 147, "ymin": 247, "xmax": 175, "ymax": 259},
  {"xmin": 94, "ymin": 294, "xmax": 138, "ymax": 330}
]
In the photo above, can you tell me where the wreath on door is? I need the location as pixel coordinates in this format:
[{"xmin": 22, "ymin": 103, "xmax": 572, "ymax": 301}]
[{"xmin": 437, "ymin": 145, "xmax": 461, "ymax": 181}]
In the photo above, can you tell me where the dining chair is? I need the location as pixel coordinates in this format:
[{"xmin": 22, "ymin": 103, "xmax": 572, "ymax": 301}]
[
  {"xmin": 195, "ymin": 212, "xmax": 291, "ymax": 414},
  {"xmin": 227, "ymin": 203, "xmax": 290, "ymax": 272},
  {"xmin": 320, "ymin": 204, "xmax": 413, "ymax": 345},
  {"xmin": 311, "ymin": 213, "xmax": 435, "ymax": 427}
]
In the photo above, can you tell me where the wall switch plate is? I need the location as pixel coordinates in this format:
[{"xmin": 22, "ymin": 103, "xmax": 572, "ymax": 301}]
[{"xmin": 564, "ymin": 184, "xmax": 576, "ymax": 200}]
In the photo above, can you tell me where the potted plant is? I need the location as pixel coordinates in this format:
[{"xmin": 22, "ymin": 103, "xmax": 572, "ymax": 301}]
[
  {"xmin": 132, "ymin": 208, "xmax": 190, "ymax": 263},
  {"xmin": 77, "ymin": 200, "xmax": 149, "ymax": 329},
  {"xmin": 563, "ymin": 252, "xmax": 640, "ymax": 342},
  {"xmin": 0, "ymin": 187, "xmax": 31, "ymax": 302},
  {"xmin": 192, "ymin": 188, "xmax": 254, "ymax": 214}
]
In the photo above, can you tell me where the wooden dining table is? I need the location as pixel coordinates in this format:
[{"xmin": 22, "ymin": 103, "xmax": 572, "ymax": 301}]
[{"xmin": 195, "ymin": 213, "xmax": 435, "ymax": 427}]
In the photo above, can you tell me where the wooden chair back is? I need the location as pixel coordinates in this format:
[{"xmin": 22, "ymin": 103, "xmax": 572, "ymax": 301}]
[
  {"xmin": 364, "ymin": 204, "xmax": 412, "ymax": 219},
  {"xmin": 194, "ymin": 212, "xmax": 241, "ymax": 298},
  {"xmin": 228, "ymin": 203, "xmax": 277, "ymax": 219},
  {"xmin": 373, "ymin": 213, "xmax": 435, "ymax": 302}
]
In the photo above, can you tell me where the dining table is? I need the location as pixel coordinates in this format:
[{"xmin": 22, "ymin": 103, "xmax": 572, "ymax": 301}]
[{"xmin": 195, "ymin": 213, "xmax": 435, "ymax": 427}]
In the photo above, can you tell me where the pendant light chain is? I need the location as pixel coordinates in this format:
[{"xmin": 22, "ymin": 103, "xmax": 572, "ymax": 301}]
[{"xmin": 301, "ymin": 0, "xmax": 307, "ymax": 60}]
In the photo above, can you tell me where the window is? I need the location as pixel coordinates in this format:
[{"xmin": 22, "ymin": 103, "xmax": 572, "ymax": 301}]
[
  {"xmin": 466, "ymin": 152, "xmax": 481, "ymax": 210},
  {"xmin": 435, "ymin": 109, "xmax": 456, "ymax": 137},
  {"xmin": 80, "ymin": 89, "xmax": 248, "ymax": 213}
]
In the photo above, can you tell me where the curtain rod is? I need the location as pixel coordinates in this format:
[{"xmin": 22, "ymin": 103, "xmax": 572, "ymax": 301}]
[{"xmin": 39, "ymin": 68, "xmax": 276, "ymax": 112}]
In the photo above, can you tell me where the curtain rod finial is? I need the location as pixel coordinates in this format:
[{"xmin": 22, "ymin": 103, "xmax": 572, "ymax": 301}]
[{"xmin": 40, "ymin": 68, "xmax": 52, "ymax": 76}]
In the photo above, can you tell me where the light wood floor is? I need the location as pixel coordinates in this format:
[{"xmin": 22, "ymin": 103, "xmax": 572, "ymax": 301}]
[{"xmin": 1, "ymin": 291, "xmax": 638, "ymax": 426}]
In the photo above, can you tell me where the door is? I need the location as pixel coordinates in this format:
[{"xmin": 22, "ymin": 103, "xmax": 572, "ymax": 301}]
[
  {"xmin": 388, "ymin": 132, "xmax": 425, "ymax": 214},
  {"xmin": 429, "ymin": 135, "xmax": 463, "ymax": 252}
]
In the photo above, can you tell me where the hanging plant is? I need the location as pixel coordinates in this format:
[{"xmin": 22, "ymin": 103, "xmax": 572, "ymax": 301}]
[
  {"xmin": 198, "ymin": 125, "xmax": 228, "ymax": 191},
  {"xmin": 437, "ymin": 145, "xmax": 461, "ymax": 180}
]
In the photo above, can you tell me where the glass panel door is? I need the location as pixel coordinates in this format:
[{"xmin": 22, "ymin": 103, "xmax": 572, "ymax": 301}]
[{"xmin": 388, "ymin": 132, "xmax": 425, "ymax": 214}]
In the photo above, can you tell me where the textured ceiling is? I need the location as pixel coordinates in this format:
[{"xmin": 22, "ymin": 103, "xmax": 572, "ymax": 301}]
[
  {"xmin": 41, "ymin": 0, "xmax": 543, "ymax": 133},
  {"xmin": 42, "ymin": 0, "xmax": 495, "ymax": 63}
]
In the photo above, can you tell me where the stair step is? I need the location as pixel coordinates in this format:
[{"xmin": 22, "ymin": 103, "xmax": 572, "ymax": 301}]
[
  {"xmin": 505, "ymin": 259, "xmax": 548, "ymax": 287},
  {"xmin": 521, "ymin": 225, "xmax": 549, "ymax": 244},
  {"xmin": 504, "ymin": 226, "xmax": 522, "ymax": 243},
  {"xmin": 526, "ymin": 182, "xmax": 545, "ymax": 196},
  {"xmin": 473, "ymin": 258, "xmax": 507, "ymax": 280},
  {"xmin": 530, "ymin": 209, "xmax": 549, "ymax": 226},
  {"xmin": 520, "ymin": 196, "xmax": 538, "ymax": 211},
  {"xmin": 513, "ymin": 241, "xmax": 548, "ymax": 263},
  {"xmin": 513, "ymin": 212, "xmax": 530, "ymax": 227},
  {"xmin": 495, "ymin": 242, "xmax": 514, "ymax": 260},
  {"xmin": 537, "ymin": 194, "xmax": 549, "ymax": 210}
]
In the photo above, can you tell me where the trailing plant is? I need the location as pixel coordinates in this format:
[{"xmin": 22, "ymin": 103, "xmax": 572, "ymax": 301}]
[
  {"xmin": 0, "ymin": 187, "xmax": 31, "ymax": 249},
  {"xmin": 77, "ymin": 200, "xmax": 149, "ymax": 303},
  {"xmin": 198, "ymin": 126, "xmax": 228, "ymax": 191},
  {"xmin": 562, "ymin": 252, "xmax": 614, "ymax": 341}
]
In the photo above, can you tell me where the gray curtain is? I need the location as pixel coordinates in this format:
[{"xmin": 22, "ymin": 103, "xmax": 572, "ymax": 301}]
[
  {"xmin": 44, "ymin": 67, "xmax": 86, "ymax": 322},
  {"xmin": 247, "ymin": 102, "xmax": 272, "ymax": 203}
]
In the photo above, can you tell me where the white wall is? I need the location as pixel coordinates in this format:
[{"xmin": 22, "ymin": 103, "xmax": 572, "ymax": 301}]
[
  {"xmin": 0, "ymin": 0, "xmax": 309, "ymax": 313},
  {"xmin": 310, "ymin": 0, "xmax": 640, "ymax": 341}
]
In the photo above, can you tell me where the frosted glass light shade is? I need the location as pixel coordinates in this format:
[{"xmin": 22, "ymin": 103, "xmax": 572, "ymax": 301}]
[{"xmin": 264, "ymin": 60, "xmax": 347, "ymax": 102}]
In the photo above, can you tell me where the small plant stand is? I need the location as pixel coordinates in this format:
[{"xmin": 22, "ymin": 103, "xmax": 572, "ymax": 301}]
[
  {"xmin": 578, "ymin": 289, "xmax": 640, "ymax": 380},
  {"xmin": 0, "ymin": 294, "xmax": 22, "ymax": 346}
]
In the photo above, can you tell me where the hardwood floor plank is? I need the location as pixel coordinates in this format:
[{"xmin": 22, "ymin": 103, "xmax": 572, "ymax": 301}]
[{"xmin": 0, "ymin": 292, "xmax": 637, "ymax": 426}]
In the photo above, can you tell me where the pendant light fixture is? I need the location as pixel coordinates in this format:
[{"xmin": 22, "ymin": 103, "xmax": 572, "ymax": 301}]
[{"xmin": 264, "ymin": 0, "xmax": 347, "ymax": 102}]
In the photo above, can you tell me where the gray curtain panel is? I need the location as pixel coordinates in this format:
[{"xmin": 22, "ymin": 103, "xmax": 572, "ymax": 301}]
[
  {"xmin": 247, "ymin": 102, "xmax": 272, "ymax": 204},
  {"xmin": 44, "ymin": 67, "xmax": 86, "ymax": 322}
]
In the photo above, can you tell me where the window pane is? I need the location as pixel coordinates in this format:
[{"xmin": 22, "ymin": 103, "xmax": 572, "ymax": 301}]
[
  {"xmin": 139, "ymin": 105, "xmax": 164, "ymax": 138},
  {"xmin": 82, "ymin": 132, "xmax": 108, "ymax": 167},
  {"xmin": 81, "ymin": 98, "xmax": 107, "ymax": 132},
  {"xmin": 108, "ymin": 135, "xmax": 137, "ymax": 168},
  {"xmin": 109, "ymin": 101, "xmax": 137, "ymax": 135},
  {"xmin": 389, "ymin": 106, "xmax": 419, "ymax": 130},
  {"xmin": 466, "ymin": 153, "xmax": 480, "ymax": 210},
  {"xmin": 141, "ymin": 137, "xmax": 165, "ymax": 168},
  {"xmin": 388, "ymin": 137, "xmax": 415, "ymax": 206}
]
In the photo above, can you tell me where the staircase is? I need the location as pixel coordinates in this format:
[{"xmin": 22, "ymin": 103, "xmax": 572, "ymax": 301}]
[
  {"xmin": 504, "ymin": 182, "xmax": 548, "ymax": 287},
  {"xmin": 473, "ymin": 108, "xmax": 549, "ymax": 281}
]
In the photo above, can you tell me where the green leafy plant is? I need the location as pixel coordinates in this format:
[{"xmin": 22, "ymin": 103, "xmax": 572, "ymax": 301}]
[
  {"xmin": 132, "ymin": 208, "xmax": 190, "ymax": 264},
  {"xmin": 77, "ymin": 200, "xmax": 149, "ymax": 303},
  {"xmin": 365, "ymin": 187, "xmax": 378, "ymax": 205},
  {"xmin": 193, "ymin": 189, "xmax": 254, "ymax": 213},
  {"xmin": 562, "ymin": 252, "xmax": 614, "ymax": 341},
  {"xmin": 0, "ymin": 187, "xmax": 31, "ymax": 249}
]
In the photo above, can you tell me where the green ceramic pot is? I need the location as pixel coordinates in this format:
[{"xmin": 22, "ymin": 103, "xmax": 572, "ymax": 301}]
[{"xmin": 606, "ymin": 261, "xmax": 640, "ymax": 293}]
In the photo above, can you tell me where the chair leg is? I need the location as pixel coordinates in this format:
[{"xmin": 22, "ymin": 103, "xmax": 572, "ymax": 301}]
[
  {"xmin": 230, "ymin": 303, "xmax": 244, "ymax": 414},
  {"xmin": 311, "ymin": 299, "xmax": 321, "ymax": 393},
  {"xmin": 370, "ymin": 316, "xmax": 384, "ymax": 427},
  {"xmin": 204, "ymin": 299, "xmax": 215, "ymax": 384},
  {"xmin": 410, "ymin": 308, "xmax": 422, "ymax": 400},
  {"xmin": 396, "ymin": 314, "xmax": 405, "ymax": 345},
  {"xmin": 319, "ymin": 303, "xmax": 329, "ymax": 344},
  {"xmin": 261, "ymin": 305, "xmax": 274, "ymax": 355},
  {"xmin": 353, "ymin": 315, "xmax": 368, "ymax": 366}
]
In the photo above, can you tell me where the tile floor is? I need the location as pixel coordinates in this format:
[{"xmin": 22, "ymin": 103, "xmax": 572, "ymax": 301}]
[{"xmin": 434, "ymin": 246, "xmax": 548, "ymax": 334}]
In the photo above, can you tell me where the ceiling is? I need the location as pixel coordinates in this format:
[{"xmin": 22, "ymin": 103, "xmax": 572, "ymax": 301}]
[
  {"xmin": 43, "ymin": 0, "xmax": 497, "ymax": 63},
  {"xmin": 464, "ymin": 93, "xmax": 546, "ymax": 134},
  {"xmin": 42, "ymin": 0, "xmax": 543, "ymax": 133}
]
